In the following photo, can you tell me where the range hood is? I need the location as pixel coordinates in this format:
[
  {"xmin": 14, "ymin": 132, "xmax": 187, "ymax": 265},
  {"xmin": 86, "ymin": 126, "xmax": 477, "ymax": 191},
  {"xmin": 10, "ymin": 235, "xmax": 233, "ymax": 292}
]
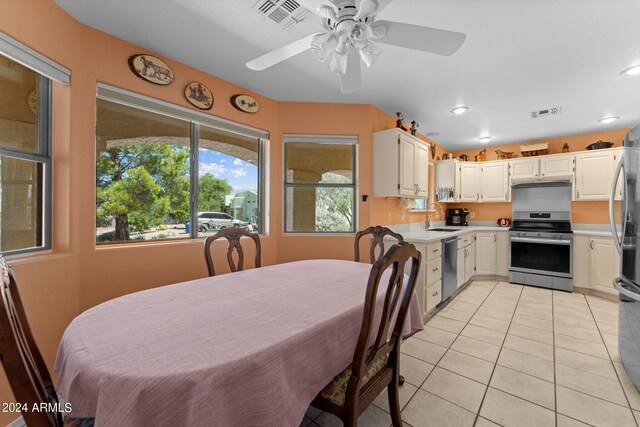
[{"xmin": 510, "ymin": 174, "xmax": 573, "ymax": 186}]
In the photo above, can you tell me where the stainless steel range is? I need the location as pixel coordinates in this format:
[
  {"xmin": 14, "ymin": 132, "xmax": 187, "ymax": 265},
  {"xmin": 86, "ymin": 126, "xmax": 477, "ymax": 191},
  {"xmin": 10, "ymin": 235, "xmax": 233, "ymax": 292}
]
[{"xmin": 509, "ymin": 182, "xmax": 573, "ymax": 291}]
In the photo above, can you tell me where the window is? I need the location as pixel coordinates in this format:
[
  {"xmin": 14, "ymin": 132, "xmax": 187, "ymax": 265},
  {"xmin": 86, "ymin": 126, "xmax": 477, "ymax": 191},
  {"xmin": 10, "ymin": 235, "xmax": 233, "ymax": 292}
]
[
  {"xmin": 95, "ymin": 86, "xmax": 265, "ymax": 243},
  {"xmin": 0, "ymin": 55, "xmax": 52, "ymax": 254},
  {"xmin": 284, "ymin": 135, "xmax": 356, "ymax": 233}
]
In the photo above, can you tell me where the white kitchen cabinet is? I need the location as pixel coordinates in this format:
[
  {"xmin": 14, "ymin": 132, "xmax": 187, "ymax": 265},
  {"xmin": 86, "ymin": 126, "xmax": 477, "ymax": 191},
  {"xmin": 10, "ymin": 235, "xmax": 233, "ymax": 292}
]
[
  {"xmin": 540, "ymin": 154, "xmax": 575, "ymax": 178},
  {"xmin": 589, "ymin": 237, "xmax": 620, "ymax": 296},
  {"xmin": 476, "ymin": 232, "xmax": 497, "ymax": 275},
  {"xmin": 509, "ymin": 158, "xmax": 539, "ymax": 181},
  {"xmin": 423, "ymin": 241, "xmax": 442, "ymax": 317},
  {"xmin": 481, "ymin": 162, "xmax": 509, "ymax": 202},
  {"xmin": 435, "ymin": 159, "xmax": 460, "ymax": 202},
  {"xmin": 465, "ymin": 242, "xmax": 476, "ymax": 283},
  {"xmin": 372, "ymin": 129, "xmax": 430, "ymax": 198},
  {"xmin": 575, "ymin": 151, "xmax": 614, "ymax": 200},
  {"xmin": 459, "ymin": 163, "xmax": 481, "ymax": 202},
  {"xmin": 456, "ymin": 247, "xmax": 465, "ymax": 288},
  {"xmin": 496, "ymin": 231, "xmax": 510, "ymax": 276}
]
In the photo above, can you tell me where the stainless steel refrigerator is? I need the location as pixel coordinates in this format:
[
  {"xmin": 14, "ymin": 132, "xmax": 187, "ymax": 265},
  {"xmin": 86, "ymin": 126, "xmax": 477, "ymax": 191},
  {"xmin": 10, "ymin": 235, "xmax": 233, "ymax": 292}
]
[{"xmin": 610, "ymin": 124, "xmax": 640, "ymax": 389}]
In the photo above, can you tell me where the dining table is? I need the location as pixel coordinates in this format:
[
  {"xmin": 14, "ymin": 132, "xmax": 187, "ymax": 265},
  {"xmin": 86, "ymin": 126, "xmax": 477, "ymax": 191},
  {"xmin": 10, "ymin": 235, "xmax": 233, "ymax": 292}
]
[{"xmin": 55, "ymin": 259, "xmax": 424, "ymax": 427}]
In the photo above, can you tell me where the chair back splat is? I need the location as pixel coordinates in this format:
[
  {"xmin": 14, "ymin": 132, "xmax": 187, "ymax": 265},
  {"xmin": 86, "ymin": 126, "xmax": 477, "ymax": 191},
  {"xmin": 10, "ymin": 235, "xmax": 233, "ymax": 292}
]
[
  {"xmin": 203, "ymin": 228, "xmax": 261, "ymax": 277},
  {"xmin": 354, "ymin": 226, "xmax": 403, "ymax": 264}
]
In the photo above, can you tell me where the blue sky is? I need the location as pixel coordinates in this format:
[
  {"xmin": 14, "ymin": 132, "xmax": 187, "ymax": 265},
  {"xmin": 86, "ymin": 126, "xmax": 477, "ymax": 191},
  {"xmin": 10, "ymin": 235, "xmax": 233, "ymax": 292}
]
[{"xmin": 198, "ymin": 149, "xmax": 258, "ymax": 194}]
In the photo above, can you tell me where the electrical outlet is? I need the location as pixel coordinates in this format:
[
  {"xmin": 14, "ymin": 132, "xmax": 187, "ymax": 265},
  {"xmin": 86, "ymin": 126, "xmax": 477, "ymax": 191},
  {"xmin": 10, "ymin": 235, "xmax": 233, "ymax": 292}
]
[{"xmin": 469, "ymin": 212, "xmax": 475, "ymax": 219}]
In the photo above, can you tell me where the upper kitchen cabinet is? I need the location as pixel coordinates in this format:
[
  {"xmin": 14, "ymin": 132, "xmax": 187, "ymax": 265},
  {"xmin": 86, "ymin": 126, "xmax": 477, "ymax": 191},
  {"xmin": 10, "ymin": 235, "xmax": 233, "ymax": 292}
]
[
  {"xmin": 373, "ymin": 129, "xmax": 429, "ymax": 198},
  {"xmin": 575, "ymin": 150, "xmax": 615, "ymax": 200},
  {"xmin": 459, "ymin": 163, "xmax": 481, "ymax": 201},
  {"xmin": 435, "ymin": 159, "xmax": 460, "ymax": 202},
  {"xmin": 539, "ymin": 154, "xmax": 575, "ymax": 178},
  {"xmin": 509, "ymin": 157, "xmax": 539, "ymax": 181},
  {"xmin": 481, "ymin": 161, "xmax": 509, "ymax": 202}
]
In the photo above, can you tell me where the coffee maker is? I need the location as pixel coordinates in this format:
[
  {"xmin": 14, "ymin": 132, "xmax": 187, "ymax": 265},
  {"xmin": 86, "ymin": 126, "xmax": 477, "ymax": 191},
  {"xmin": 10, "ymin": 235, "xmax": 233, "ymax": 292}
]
[{"xmin": 446, "ymin": 208, "xmax": 469, "ymax": 226}]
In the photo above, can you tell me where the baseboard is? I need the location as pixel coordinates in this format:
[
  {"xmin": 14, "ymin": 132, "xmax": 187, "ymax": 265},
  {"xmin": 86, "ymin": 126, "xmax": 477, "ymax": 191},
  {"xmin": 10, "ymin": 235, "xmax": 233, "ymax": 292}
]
[
  {"xmin": 6, "ymin": 416, "xmax": 25, "ymax": 427},
  {"xmin": 573, "ymin": 286, "xmax": 618, "ymax": 302}
]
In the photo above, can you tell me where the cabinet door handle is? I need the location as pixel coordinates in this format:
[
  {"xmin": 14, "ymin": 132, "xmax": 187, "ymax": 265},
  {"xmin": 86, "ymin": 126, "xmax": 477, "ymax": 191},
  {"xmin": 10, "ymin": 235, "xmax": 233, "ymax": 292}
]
[
  {"xmin": 577, "ymin": 189, "xmax": 580, "ymax": 199},
  {"xmin": 477, "ymin": 193, "xmax": 479, "ymax": 200},
  {"xmin": 493, "ymin": 234, "xmax": 496, "ymax": 243},
  {"xmin": 432, "ymin": 291, "xmax": 438, "ymax": 297},
  {"xmin": 433, "ymin": 267, "xmax": 438, "ymax": 272},
  {"xmin": 505, "ymin": 192, "xmax": 508, "ymax": 200},
  {"xmin": 590, "ymin": 240, "xmax": 594, "ymax": 250}
]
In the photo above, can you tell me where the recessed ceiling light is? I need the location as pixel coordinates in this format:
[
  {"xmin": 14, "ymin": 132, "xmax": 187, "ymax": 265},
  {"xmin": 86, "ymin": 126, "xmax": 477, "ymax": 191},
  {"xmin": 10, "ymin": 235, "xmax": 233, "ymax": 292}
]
[
  {"xmin": 621, "ymin": 65, "xmax": 640, "ymax": 76},
  {"xmin": 597, "ymin": 116, "xmax": 620, "ymax": 124},
  {"xmin": 478, "ymin": 136, "xmax": 492, "ymax": 143},
  {"xmin": 451, "ymin": 106, "xmax": 469, "ymax": 115}
]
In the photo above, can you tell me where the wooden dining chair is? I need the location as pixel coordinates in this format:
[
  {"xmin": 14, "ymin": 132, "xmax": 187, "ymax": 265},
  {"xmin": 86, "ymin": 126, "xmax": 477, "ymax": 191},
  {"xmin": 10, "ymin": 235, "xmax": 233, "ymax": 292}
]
[
  {"xmin": 203, "ymin": 227, "xmax": 262, "ymax": 277},
  {"xmin": 312, "ymin": 242, "xmax": 421, "ymax": 427},
  {"xmin": 354, "ymin": 226, "xmax": 404, "ymax": 264},
  {"xmin": 0, "ymin": 256, "xmax": 94, "ymax": 427}
]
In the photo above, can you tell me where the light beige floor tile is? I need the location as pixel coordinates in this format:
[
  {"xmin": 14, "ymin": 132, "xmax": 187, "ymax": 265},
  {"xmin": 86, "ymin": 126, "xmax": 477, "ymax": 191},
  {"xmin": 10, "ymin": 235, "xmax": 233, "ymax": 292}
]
[
  {"xmin": 555, "ymin": 347, "xmax": 618, "ymax": 380},
  {"xmin": 475, "ymin": 417, "xmax": 501, "ymax": 427},
  {"xmin": 373, "ymin": 382, "xmax": 418, "ymax": 413},
  {"xmin": 426, "ymin": 315, "xmax": 467, "ymax": 334},
  {"xmin": 515, "ymin": 305, "xmax": 553, "ymax": 321},
  {"xmin": 469, "ymin": 314, "xmax": 510, "ymax": 333},
  {"xmin": 401, "ymin": 338, "xmax": 448, "ymax": 365},
  {"xmin": 437, "ymin": 349, "xmax": 495, "ymax": 384},
  {"xmin": 476, "ymin": 306, "xmax": 514, "ymax": 321},
  {"xmin": 555, "ymin": 363, "xmax": 627, "ymax": 406},
  {"xmin": 413, "ymin": 325, "xmax": 458, "ymax": 348},
  {"xmin": 554, "ymin": 322, "xmax": 604, "ymax": 343},
  {"xmin": 421, "ymin": 367, "xmax": 486, "ymax": 413},
  {"xmin": 634, "ymin": 410, "xmax": 640, "ymax": 426},
  {"xmin": 460, "ymin": 323, "xmax": 506, "ymax": 346},
  {"xmin": 490, "ymin": 365, "xmax": 555, "ymax": 410},
  {"xmin": 555, "ymin": 333, "xmax": 609, "ymax": 359},
  {"xmin": 399, "ymin": 353, "xmax": 435, "ymax": 387},
  {"xmin": 556, "ymin": 414, "xmax": 591, "ymax": 427},
  {"xmin": 437, "ymin": 307, "xmax": 474, "ymax": 323},
  {"xmin": 316, "ymin": 404, "xmax": 391, "ymax": 427},
  {"xmin": 481, "ymin": 298, "xmax": 517, "ymax": 313},
  {"xmin": 556, "ymin": 385, "xmax": 636, "ymax": 427},
  {"xmin": 503, "ymin": 334, "xmax": 554, "ymax": 362},
  {"xmin": 507, "ymin": 322, "xmax": 553, "ymax": 345},
  {"xmin": 595, "ymin": 319, "xmax": 621, "ymax": 336},
  {"xmin": 451, "ymin": 335, "xmax": 501, "ymax": 363},
  {"xmin": 401, "ymin": 389, "xmax": 476, "ymax": 427},
  {"xmin": 497, "ymin": 347, "xmax": 555, "ymax": 382},
  {"xmin": 479, "ymin": 387, "xmax": 555, "ymax": 427},
  {"xmin": 554, "ymin": 313, "xmax": 599, "ymax": 331},
  {"xmin": 446, "ymin": 300, "xmax": 481, "ymax": 313},
  {"xmin": 511, "ymin": 313, "xmax": 553, "ymax": 331}
]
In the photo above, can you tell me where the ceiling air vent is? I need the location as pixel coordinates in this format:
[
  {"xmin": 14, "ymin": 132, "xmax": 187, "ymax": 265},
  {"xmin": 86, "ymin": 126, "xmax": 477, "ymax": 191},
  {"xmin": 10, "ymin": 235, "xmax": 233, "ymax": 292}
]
[
  {"xmin": 252, "ymin": 0, "xmax": 311, "ymax": 30},
  {"xmin": 530, "ymin": 107, "xmax": 562, "ymax": 119}
]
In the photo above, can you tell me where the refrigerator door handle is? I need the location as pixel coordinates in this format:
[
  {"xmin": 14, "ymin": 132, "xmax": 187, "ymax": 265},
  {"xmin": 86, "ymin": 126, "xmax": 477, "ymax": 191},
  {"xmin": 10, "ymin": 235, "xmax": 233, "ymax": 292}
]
[
  {"xmin": 610, "ymin": 158, "xmax": 624, "ymax": 254},
  {"xmin": 614, "ymin": 277, "xmax": 640, "ymax": 302}
]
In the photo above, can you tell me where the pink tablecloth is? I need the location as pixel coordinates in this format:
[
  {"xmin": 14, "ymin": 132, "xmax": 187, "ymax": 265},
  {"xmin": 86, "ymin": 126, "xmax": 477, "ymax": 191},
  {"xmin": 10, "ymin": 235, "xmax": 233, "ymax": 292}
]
[{"xmin": 55, "ymin": 260, "xmax": 423, "ymax": 427}]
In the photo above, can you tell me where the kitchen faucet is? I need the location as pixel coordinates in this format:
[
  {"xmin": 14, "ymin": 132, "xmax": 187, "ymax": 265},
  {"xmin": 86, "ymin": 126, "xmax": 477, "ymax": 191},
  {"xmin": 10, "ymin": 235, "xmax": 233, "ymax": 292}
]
[{"xmin": 425, "ymin": 202, "xmax": 444, "ymax": 230}]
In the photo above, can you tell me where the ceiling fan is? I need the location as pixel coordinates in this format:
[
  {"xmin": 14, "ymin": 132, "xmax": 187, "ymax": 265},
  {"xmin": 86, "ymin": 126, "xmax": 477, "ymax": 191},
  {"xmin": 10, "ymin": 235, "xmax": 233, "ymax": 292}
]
[{"xmin": 246, "ymin": 0, "xmax": 466, "ymax": 94}]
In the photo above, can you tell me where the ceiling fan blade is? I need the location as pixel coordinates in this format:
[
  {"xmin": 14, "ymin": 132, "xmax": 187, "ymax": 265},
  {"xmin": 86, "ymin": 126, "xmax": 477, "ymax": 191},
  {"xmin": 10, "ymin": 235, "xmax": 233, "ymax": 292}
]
[
  {"xmin": 246, "ymin": 33, "xmax": 323, "ymax": 71},
  {"xmin": 340, "ymin": 50, "xmax": 361, "ymax": 94},
  {"xmin": 296, "ymin": 0, "xmax": 338, "ymax": 15},
  {"xmin": 375, "ymin": 20, "xmax": 466, "ymax": 56}
]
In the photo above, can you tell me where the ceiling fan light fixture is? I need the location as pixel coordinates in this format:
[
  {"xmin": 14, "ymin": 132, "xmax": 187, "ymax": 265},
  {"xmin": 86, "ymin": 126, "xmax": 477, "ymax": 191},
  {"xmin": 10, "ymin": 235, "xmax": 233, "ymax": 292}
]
[
  {"xmin": 597, "ymin": 116, "xmax": 620, "ymax": 124},
  {"xmin": 621, "ymin": 65, "xmax": 640, "ymax": 76},
  {"xmin": 451, "ymin": 106, "xmax": 469, "ymax": 115},
  {"xmin": 478, "ymin": 136, "xmax": 492, "ymax": 143}
]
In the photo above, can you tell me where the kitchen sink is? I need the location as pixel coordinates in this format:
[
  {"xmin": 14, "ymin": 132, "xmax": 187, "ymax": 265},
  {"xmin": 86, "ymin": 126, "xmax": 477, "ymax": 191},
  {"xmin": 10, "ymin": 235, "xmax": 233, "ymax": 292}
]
[{"xmin": 429, "ymin": 228, "xmax": 461, "ymax": 232}]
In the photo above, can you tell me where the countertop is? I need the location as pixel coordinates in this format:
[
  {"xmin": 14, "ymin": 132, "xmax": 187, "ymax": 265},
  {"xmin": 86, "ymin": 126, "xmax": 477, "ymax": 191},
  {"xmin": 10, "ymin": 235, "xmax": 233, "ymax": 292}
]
[{"xmin": 392, "ymin": 226, "xmax": 509, "ymax": 244}]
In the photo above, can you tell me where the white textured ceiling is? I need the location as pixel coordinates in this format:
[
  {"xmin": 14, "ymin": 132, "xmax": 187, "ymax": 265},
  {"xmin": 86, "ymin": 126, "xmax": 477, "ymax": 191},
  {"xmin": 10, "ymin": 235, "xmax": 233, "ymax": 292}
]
[{"xmin": 54, "ymin": 0, "xmax": 640, "ymax": 151}]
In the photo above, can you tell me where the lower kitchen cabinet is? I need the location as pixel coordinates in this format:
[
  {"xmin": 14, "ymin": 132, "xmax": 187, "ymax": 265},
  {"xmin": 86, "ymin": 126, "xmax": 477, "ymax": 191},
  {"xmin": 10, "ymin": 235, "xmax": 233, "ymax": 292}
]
[
  {"xmin": 476, "ymin": 232, "xmax": 497, "ymax": 275},
  {"xmin": 465, "ymin": 242, "xmax": 476, "ymax": 283},
  {"xmin": 423, "ymin": 241, "xmax": 443, "ymax": 320},
  {"xmin": 590, "ymin": 237, "xmax": 620, "ymax": 295},
  {"xmin": 456, "ymin": 247, "xmax": 465, "ymax": 289},
  {"xmin": 425, "ymin": 281, "xmax": 442, "ymax": 313}
]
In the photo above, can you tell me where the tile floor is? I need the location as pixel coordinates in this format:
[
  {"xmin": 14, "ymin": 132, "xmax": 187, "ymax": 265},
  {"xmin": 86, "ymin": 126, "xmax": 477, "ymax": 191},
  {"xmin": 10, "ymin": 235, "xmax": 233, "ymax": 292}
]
[{"xmin": 300, "ymin": 280, "xmax": 640, "ymax": 427}]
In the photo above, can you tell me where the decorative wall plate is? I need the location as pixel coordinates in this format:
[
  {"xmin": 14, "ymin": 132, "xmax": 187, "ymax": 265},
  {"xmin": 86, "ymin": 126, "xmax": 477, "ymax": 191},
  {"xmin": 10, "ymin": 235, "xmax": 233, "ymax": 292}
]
[
  {"xmin": 230, "ymin": 94, "xmax": 259, "ymax": 114},
  {"xmin": 128, "ymin": 54, "xmax": 174, "ymax": 85},
  {"xmin": 184, "ymin": 82, "xmax": 214, "ymax": 110}
]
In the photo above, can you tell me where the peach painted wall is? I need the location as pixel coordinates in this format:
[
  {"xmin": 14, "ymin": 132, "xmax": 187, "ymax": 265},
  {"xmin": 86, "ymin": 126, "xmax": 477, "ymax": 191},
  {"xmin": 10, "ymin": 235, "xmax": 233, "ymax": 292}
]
[{"xmin": 446, "ymin": 129, "xmax": 630, "ymax": 224}]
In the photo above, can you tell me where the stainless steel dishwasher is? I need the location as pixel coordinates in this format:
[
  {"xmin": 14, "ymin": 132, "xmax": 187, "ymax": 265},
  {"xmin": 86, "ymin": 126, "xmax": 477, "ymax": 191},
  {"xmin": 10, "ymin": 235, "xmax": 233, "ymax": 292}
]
[{"xmin": 441, "ymin": 236, "xmax": 460, "ymax": 302}]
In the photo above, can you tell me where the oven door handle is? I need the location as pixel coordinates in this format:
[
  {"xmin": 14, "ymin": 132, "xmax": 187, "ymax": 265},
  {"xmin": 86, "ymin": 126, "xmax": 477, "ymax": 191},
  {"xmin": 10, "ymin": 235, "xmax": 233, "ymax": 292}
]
[
  {"xmin": 610, "ymin": 158, "xmax": 624, "ymax": 255},
  {"xmin": 614, "ymin": 277, "xmax": 640, "ymax": 301},
  {"xmin": 510, "ymin": 237, "xmax": 572, "ymax": 245}
]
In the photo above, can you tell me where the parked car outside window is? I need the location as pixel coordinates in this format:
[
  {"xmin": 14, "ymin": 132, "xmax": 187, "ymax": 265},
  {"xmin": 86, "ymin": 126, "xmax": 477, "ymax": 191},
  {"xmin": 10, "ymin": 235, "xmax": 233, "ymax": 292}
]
[{"xmin": 198, "ymin": 212, "xmax": 244, "ymax": 230}]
